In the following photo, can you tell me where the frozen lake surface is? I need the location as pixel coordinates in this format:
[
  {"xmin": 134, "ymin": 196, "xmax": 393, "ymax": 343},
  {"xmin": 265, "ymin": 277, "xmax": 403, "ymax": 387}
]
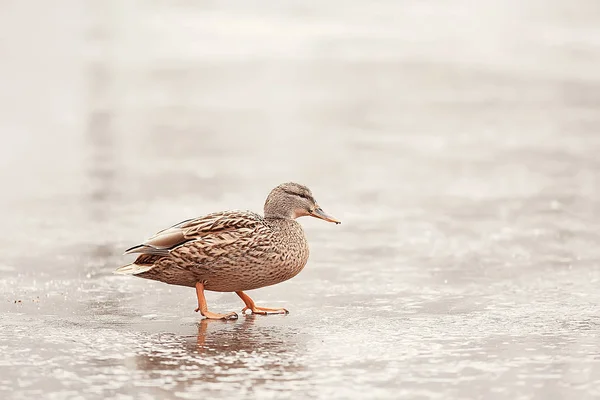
[{"xmin": 1, "ymin": 1, "xmax": 600, "ymax": 399}]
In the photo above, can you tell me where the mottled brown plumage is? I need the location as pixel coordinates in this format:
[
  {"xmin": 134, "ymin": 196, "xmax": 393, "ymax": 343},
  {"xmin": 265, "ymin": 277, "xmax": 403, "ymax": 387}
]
[{"xmin": 116, "ymin": 182, "xmax": 340, "ymax": 319}]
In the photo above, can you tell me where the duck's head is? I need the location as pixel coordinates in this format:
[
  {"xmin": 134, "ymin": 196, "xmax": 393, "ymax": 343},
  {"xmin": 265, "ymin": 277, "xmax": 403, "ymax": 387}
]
[{"xmin": 264, "ymin": 182, "xmax": 340, "ymax": 224}]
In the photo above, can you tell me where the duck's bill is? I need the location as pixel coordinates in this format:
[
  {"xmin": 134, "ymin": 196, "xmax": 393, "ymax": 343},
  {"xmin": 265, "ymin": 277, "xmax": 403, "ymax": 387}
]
[{"xmin": 311, "ymin": 207, "xmax": 341, "ymax": 224}]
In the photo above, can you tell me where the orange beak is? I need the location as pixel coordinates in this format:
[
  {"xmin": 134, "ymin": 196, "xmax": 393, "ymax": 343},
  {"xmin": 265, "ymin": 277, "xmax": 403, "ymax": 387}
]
[{"xmin": 310, "ymin": 206, "xmax": 341, "ymax": 224}]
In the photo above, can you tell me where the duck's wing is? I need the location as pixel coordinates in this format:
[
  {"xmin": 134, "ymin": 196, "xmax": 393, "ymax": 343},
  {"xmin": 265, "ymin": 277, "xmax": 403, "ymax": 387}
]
[{"xmin": 123, "ymin": 210, "xmax": 267, "ymax": 257}]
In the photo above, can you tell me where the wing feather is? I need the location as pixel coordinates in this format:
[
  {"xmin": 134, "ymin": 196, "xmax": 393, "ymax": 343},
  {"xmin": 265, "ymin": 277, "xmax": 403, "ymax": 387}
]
[{"xmin": 124, "ymin": 210, "xmax": 266, "ymax": 257}]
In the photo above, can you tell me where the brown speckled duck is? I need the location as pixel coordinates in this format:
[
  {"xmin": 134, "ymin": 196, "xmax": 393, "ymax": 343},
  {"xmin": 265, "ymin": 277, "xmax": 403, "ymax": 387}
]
[{"xmin": 115, "ymin": 182, "xmax": 340, "ymax": 320}]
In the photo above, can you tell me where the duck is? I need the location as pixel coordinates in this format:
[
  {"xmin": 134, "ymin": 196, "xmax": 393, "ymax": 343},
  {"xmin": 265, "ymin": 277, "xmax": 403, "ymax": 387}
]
[{"xmin": 115, "ymin": 182, "xmax": 340, "ymax": 320}]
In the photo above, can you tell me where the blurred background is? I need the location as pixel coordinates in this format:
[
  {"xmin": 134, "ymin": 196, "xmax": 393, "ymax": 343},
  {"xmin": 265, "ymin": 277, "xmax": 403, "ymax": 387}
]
[{"xmin": 1, "ymin": 1, "xmax": 600, "ymax": 399}]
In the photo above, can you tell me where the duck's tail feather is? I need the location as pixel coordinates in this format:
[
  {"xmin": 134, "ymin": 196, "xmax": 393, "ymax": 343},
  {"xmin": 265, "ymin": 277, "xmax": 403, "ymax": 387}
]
[
  {"xmin": 114, "ymin": 263, "xmax": 154, "ymax": 275},
  {"xmin": 123, "ymin": 244, "xmax": 171, "ymax": 257}
]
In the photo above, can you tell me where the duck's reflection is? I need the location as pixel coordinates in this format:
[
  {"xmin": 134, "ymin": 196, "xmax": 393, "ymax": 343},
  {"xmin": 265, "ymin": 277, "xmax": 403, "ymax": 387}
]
[
  {"xmin": 132, "ymin": 315, "xmax": 308, "ymax": 391},
  {"xmin": 193, "ymin": 315, "xmax": 258, "ymax": 351}
]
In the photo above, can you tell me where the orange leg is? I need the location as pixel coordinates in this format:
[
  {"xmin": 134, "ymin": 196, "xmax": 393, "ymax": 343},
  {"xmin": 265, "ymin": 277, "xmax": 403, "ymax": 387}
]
[
  {"xmin": 195, "ymin": 282, "xmax": 238, "ymax": 320},
  {"xmin": 236, "ymin": 291, "xmax": 289, "ymax": 315}
]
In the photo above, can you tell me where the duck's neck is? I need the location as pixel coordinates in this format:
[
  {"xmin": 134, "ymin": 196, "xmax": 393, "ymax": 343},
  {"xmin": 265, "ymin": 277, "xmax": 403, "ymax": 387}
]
[
  {"xmin": 264, "ymin": 208, "xmax": 295, "ymax": 221},
  {"xmin": 264, "ymin": 215, "xmax": 303, "ymax": 234},
  {"xmin": 264, "ymin": 214, "xmax": 295, "ymax": 224},
  {"xmin": 264, "ymin": 214, "xmax": 307, "ymax": 254}
]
